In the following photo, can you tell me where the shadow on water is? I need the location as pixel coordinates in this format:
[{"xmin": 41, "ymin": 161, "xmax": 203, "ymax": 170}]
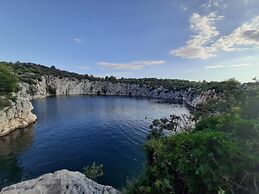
[{"xmin": 0, "ymin": 125, "xmax": 35, "ymax": 189}]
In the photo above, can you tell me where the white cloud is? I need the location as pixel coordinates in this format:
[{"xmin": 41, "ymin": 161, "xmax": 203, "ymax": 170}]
[
  {"xmin": 170, "ymin": 12, "xmax": 224, "ymax": 59},
  {"xmin": 205, "ymin": 63, "xmax": 255, "ymax": 69},
  {"xmin": 229, "ymin": 63, "xmax": 255, "ymax": 67},
  {"xmin": 205, "ymin": 65, "xmax": 225, "ymax": 69},
  {"xmin": 171, "ymin": 14, "xmax": 259, "ymax": 59},
  {"xmin": 74, "ymin": 38, "xmax": 83, "ymax": 43},
  {"xmin": 97, "ymin": 60, "xmax": 166, "ymax": 70},
  {"xmin": 212, "ymin": 16, "xmax": 259, "ymax": 52}
]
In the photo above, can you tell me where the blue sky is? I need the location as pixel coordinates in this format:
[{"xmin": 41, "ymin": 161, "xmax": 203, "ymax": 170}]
[{"xmin": 0, "ymin": 0, "xmax": 259, "ymax": 82}]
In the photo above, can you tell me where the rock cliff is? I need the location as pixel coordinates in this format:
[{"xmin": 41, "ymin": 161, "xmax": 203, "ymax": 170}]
[
  {"xmin": 0, "ymin": 96, "xmax": 37, "ymax": 137},
  {"xmin": 20, "ymin": 75, "xmax": 218, "ymax": 107},
  {"xmin": 0, "ymin": 75, "xmax": 218, "ymax": 137},
  {"xmin": 0, "ymin": 169, "xmax": 119, "ymax": 194}
]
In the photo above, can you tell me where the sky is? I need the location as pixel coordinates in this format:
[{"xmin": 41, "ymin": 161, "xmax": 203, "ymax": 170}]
[{"xmin": 0, "ymin": 0, "xmax": 259, "ymax": 82}]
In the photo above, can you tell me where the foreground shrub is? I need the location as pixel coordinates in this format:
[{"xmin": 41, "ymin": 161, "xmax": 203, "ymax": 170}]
[
  {"xmin": 125, "ymin": 129, "xmax": 259, "ymax": 194},
  {"xmin": 125, "ymin": 89, "xmax": 259, "ymax": 194}
]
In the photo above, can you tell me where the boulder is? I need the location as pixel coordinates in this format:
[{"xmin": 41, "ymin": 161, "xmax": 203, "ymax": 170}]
[
  {"xmin": 1, "ymin": 169, "xmax": 119, "ymax": 194},
  {"xmin": 0, "ymin": 97, "xmax": 37, "ymax": 137}
]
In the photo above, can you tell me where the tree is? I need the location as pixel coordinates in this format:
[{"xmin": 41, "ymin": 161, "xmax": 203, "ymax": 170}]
[
  {"xmin": 109, "ymin": 76, "xmax": 117, "ymax": 82},
  {"xmin": 0, "ymin": 65, "xmax": 19, "ymax": 95}
]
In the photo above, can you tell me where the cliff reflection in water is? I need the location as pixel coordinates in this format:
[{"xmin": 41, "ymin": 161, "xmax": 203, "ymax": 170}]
[
  {"xmin": 0, "ymin": 125, "xmax": 35, "ymax": 188},
  {"xmin": 0, "ymin": 96, "xmax": 189, "ymax": 189}
]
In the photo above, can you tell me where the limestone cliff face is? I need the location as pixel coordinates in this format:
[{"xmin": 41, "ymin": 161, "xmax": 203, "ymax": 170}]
[
  {"xmin": 20, "ymin": 75, "xmax": 218, "ymax": 107},
  {"xmin": 0, "ymin": 169, "xmax": 119, "ymax": 194},
  {"xmin": 0, "ymin": 96, "xmax": 37, "ymax": 137},
  {"xmin": 0, "ymin": 75, "xmax": 218, "ymax": 137}
]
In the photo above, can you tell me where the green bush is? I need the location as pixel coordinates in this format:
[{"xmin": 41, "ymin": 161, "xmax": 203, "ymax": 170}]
[
  {"xmin": 126, "ymin": 128, "xmax": 259, "ymax": 194},
  {"xmin": 0, "ymin": 65, "xmax": 19, "ymax": 110},
  {"xmin": 0, "ymin": 65, "xmax": 19, "ymax": 95},
  {"xmin": 82, "ymin": 162, "xmax": 104, "ymax": 180},
  {"xmin": 125, "ymin": 83, "xmax": 259, "ymax": 194}
]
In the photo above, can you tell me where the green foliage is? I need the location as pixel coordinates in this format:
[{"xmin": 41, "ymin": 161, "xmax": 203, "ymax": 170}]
[
  {"xmin": 145, "ymin": 131, "xmax": 247, "ymax": 194},
  {"xmin": 28, "ymin": 85, "xmax": 37, "ymax": 96},
  {"xmin": 0, "ymin": 61, "xmax": 246, "ymax": 97},
  {"xmin": 0, "ymin": 64, "xmax": 19, "ymax": 95},
  {"xmin": 0, "ymin": 64, "xmax": 19, "ymax": 109},
  {"xmin": 194, "ymin": 80, "xmax": 245, "ymax": 117},
  {"xmin": 126, "ymin": 121, "xmax": 259, "ymax": 194},
  {"xmin": 82, "ymin": 162, "xmax": 104, "ymax": 180},
  {"xmin": 241, "ymin": 88, "xmax": 259, "ymax": 119},
  {"xmin": 0, "ymin": 97, "xmax": 11, "ymax": 110},
  {"xmin": 1, "ymin": 61, "xmax": 98, "ymax": 84},
  {"xmin": 105, "ymin": 76, "xmax": 117, "ymax": 82},
  {"xmin": 125, "ymin": 80, "xmax": 259, "ymax": 194}
]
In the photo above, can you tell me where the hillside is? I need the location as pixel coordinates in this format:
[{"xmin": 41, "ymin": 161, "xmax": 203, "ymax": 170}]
[{"xmin": 2, "ymin": 61, "xmax": 249, "ymax": 94}]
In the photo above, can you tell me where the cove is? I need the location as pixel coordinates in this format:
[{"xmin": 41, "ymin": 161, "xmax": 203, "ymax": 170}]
[{"xmin": 0, "ymin": 96, "xmax": 189, "ymax": 189}]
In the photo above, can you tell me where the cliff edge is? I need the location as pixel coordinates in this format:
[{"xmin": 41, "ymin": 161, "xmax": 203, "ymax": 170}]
[
  {"xmin": 0, "ymin": 96, "xmax": 37, "ymax": 137},
  {"xmin": 0, "ymin": 169, "xmax": 119, "ymax": 194}
]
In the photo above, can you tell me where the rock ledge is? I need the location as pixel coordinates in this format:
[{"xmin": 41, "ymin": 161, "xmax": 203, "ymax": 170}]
[
  {"xmin": 0, "ymin": 169, "xmax": 119, "ymax": 194},
  {"xmin": 0, "ymin": 97, "xmax": 37, "ymax": 137}
]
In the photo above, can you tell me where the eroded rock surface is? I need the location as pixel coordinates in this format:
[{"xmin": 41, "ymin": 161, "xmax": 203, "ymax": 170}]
[
  {"xmin": 0, "ymin": 169, "xmax": 119, "ymax": 194},
  {"xmin": 20, "ymin": 75, "xmax": 218, "ymax": 107},
  {"xmin": 0, "ymin": 97, "xmax": 37, "ymax": 137},
  {"xmin": 0, "ymin": 75, "xmax": 219, "ymax": 137}
]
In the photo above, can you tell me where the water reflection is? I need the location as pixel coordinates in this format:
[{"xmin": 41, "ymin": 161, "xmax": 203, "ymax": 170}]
[
  {"xmin": 0, "ymin": 96, "xmax": 189, "ymax": 189},
  {"xmin": 0, "ymin": 125, "xmax": 34, "ymax": 188}
]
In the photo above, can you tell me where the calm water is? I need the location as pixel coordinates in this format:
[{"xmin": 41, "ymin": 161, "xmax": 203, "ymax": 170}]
[{"xmin": 0, "ymin": 96, "xmax": 189, "ymax": 189}]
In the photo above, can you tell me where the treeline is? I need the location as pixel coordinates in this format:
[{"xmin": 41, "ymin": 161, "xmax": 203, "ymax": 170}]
[
  {"xmin": 1, "ymin": 61, "xmax": 253, "ymax": 94},
  {"xmin": 0, "ymin": 61, "xmax": 103, "ymax": 85},
  {"xmin": 118, "ymin": 77, "xmax": 243, "ymax": 93}
]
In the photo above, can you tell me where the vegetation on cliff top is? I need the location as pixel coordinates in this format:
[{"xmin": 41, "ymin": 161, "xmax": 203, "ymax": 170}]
[
  {"xmin": 1, "ymin": 61, "xmax": 248, "ymax": 94},
  {"xmin": 124, "ymin": 83, "xmax": 259, "ymax": 194},
  {"xmin": 0, "ymin": 65, "xmax": 19, "ymax": 95},
  {"xmin": 0, "ymin": 65, "xmax": 19, "ymax": 109}
]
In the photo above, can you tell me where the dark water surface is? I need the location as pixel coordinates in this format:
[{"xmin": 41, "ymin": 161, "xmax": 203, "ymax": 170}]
[{"xmin": 0, "ymin": 96, "xmax": 189, "ymax": 189}]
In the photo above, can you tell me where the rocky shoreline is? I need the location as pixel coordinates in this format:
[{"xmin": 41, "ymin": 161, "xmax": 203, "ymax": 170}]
[
  {"xmin": 22, "ymin": 75, "xmax": 216, "ymax": 107},
  {"xmin": 0, "ymin": 75, "xmax": 218, "ymax": 137},
  {"xmin": 0, "ymin": 96, "xmax": 37, "ymax": 137}
]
